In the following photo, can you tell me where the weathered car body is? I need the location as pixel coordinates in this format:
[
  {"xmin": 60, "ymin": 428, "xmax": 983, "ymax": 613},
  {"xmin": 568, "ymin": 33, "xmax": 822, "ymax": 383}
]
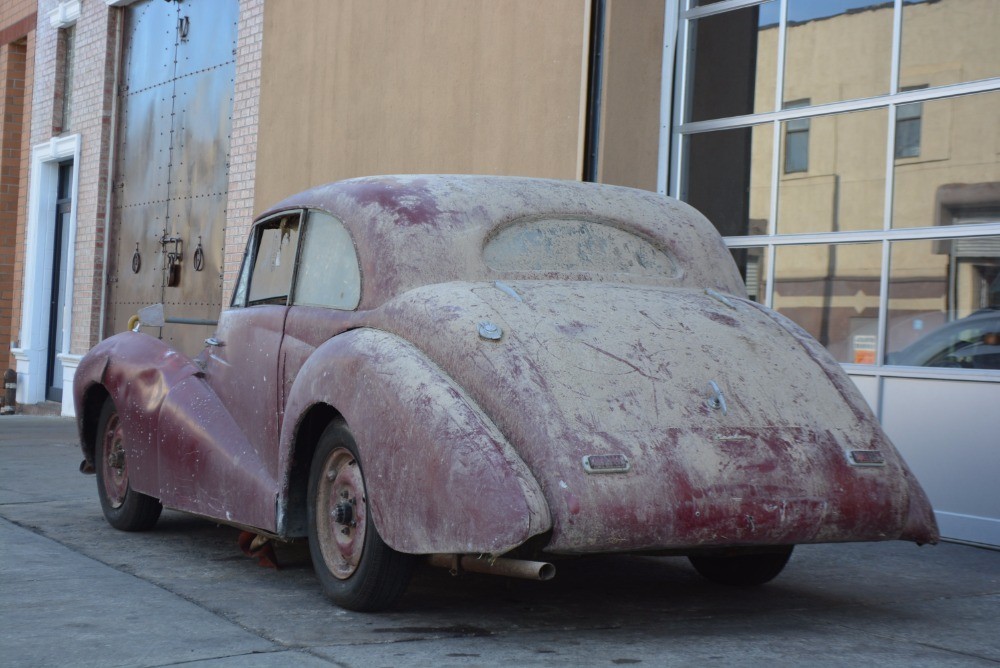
[{"xmin": 75, "ymin": 175, "xmax": 938, "ymax": 610}]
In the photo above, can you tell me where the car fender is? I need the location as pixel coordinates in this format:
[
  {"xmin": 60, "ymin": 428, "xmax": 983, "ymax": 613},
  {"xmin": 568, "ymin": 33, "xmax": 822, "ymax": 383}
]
[
  {"xmin": 73, "ymin": 332, "xmax": 203, "ymax": 496},
  {"xmin": 279, "ymin": 327, "xmax": 552, "ymax": 555},
  {"xmin": 74, "ymin": 332, "xmax": 278, "ymax": 530},
  {"xmin": 746, "ymin": 301, "xmax": 939, "ymax": 545}
]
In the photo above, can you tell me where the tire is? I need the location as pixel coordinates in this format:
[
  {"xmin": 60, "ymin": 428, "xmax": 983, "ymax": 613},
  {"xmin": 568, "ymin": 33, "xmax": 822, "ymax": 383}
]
[
  {"xmin": 95, "ymin": 397, "xmax": 162, "ymax": 531},
  {"xmin": 689, "ymin": 546, "xmax": 793, "ymax": 586},
  {"xmin": 307, "ymin": 421, "xmax": 414, "ymax": 611}
]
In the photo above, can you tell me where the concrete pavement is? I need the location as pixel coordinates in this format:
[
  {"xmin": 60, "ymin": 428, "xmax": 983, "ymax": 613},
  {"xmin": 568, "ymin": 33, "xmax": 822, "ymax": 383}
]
[{"xmin": 1, "ymin": 415, "xmax": 998, "ymax": 667}]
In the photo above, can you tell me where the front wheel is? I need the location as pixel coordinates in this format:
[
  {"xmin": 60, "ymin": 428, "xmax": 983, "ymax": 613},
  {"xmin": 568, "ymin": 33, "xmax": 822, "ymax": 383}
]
[
  {"xmin": 95, "ymin": 397, "xmax": 162, "ymax": 531},
  {"xmin": 689, "ymin": 546, "xmax": 794, "ymax": 586},
  {"xmin": 307, "ymin": 421, "xmax": 414, "ymax": 611}
]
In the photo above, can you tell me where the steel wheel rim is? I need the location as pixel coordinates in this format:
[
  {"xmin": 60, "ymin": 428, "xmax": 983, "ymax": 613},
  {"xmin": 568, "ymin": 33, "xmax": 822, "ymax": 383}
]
[
  {"xmin": 101, "ymin": 412, "xmax": 129, "ymax": 508},
  {"xmin": 317, "ymin": 446, "xmax": 368, "ymax": 580}
]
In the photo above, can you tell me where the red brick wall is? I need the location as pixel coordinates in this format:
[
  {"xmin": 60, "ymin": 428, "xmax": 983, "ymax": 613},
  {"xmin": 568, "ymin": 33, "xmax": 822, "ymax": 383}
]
[{"xmin": 0, "ymin": 0, "xmax": 35, "ymax": 373}]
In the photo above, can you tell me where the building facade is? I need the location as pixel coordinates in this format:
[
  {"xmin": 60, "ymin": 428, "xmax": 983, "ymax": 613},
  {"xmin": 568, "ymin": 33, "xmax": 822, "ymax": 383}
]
[
  {"xmin": 8, "ymin": 0, "xmax": 999, "ymax": 546},
  {"xmin": 0, "ymin": 0, "xmax": 36, "ymax": 410}
]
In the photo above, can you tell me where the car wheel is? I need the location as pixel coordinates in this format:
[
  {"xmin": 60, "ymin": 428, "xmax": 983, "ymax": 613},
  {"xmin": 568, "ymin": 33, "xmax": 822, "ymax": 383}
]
[
  {"xmin": 688, "ymin": 546, "xmax": 794, "ymax": 586},
  {"xmin": 307, "ymin": 421, "xmax": 414, "ymax": 611},
  {"xmin": 95, "ymin": 397, "xmax": 162, "ymax": 531}
]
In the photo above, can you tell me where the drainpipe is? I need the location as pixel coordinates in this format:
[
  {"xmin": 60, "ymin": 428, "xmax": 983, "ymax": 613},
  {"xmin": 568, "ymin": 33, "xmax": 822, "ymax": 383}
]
[{"xmin": 582, "ymin": 0, "xmax": 606, "ymax": 182}]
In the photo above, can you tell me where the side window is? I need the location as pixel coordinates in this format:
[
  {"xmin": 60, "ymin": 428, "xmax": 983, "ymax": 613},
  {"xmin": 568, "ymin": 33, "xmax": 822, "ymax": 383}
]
[
  {"xmin": 229, "ymin": 233, "xmax": 255, "ymax": 307},
  {"xmin": 246, "ymin": 213, "xmax": 301, "ymax": 306},
  {"xmin": 293, "ymin": 210, "xmax": 361, "ymax": 310}
]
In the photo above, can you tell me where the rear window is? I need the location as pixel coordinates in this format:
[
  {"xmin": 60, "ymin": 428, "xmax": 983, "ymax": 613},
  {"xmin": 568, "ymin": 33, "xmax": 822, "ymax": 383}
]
[{"xmin": 483, "ymin": 218, "xmax": 676, "ymax": 277}]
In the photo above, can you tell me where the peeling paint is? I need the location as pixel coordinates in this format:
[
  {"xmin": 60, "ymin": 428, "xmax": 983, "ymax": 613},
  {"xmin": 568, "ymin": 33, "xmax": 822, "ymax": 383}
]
[{"xmin": 73, "ymin": 175, "xmax": 938, "ymax": 569}]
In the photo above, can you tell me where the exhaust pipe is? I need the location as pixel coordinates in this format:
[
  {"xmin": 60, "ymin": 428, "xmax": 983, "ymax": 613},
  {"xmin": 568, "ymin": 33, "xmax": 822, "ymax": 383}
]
[{"xmin": 427, "ymin": 554, "xmax": 556, "ymax": 581}]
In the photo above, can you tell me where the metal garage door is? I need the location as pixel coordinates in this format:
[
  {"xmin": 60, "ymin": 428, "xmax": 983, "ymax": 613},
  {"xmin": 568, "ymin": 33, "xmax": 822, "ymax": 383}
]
[{"xmin": 107, "ymin": 0, "xmax": 237, "ymax": 355}]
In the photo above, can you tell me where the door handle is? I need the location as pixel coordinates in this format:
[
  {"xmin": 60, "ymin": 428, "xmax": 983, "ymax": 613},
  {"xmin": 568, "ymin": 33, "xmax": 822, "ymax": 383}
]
[{"xmin": 205, "ymin": 337, "xmax": 223, "ymax": 347}]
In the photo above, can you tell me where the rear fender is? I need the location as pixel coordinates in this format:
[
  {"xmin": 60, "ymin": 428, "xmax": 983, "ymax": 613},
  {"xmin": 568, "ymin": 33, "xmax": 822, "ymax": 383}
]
[
  {"xmin": 278, "ymin": 328, "xmax": 552, "ymax": 555},
  {"xmin": 747, "ymin": 302, "xmax": 940, "ymax": 544}
]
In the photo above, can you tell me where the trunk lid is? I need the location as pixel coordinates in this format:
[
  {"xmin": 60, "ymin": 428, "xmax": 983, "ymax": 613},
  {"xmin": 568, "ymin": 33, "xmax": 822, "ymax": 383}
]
[{"xmin": 378, "ymin": 281, "xmax": 918, "ymax": 553}]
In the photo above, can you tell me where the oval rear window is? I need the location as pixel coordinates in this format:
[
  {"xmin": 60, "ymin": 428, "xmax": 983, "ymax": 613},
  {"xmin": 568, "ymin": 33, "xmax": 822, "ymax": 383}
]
[{"xmin": 484, "ymin": 218, "xmax": 676, "ymax": 276}]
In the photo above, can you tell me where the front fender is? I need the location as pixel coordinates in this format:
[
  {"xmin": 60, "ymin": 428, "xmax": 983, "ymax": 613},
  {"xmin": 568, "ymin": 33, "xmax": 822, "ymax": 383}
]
[
  {"xmin": 73, "ymin": 332, "xmax": 203, "ymax": 496},
  {"xmin": 279, "ymin": 328, "xmax": 552, "ymax": 555}
]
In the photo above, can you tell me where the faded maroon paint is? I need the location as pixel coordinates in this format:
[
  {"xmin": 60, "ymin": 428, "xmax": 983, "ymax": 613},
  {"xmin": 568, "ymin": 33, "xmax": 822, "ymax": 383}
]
[
  {"xmin": 200, "ymin": 305, "xmax": 287, "ymax": 487},
  {"xmin": 365, "ymin": 281, "xmax": 937, "ymax": 552},
  {"xmin": 259, "ymin": 175, "xmax": 746, "ymax": 310},
  {"xmin": 277, "ymin": 328, "xmax": 551, "ymax": 554},
  {"xmin": 75, "ymin": 175, "xmax": 938, "ymax": 561},
  {"xmin": 74, "ymin": 332, "xmax": 277, "ymax": 530}
]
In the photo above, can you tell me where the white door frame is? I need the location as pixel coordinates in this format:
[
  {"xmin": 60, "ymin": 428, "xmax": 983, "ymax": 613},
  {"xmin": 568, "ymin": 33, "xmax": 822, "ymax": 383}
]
[{"xmin": 12, "ymin": 134, "xmax": 81, "ymax": 415}]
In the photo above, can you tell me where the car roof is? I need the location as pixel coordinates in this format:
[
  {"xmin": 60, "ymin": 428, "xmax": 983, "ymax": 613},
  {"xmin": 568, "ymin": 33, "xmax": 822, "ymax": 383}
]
[{"xmin": 257, "ymin": 175, "xmax": 745, "ymax": 308}]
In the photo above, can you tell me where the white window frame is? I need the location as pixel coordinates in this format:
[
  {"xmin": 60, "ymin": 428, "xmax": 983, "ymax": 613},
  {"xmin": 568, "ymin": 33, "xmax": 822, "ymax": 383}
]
[{"xmin": 657, "ymin": 0, "xmax": 1000, "ymax": 387}]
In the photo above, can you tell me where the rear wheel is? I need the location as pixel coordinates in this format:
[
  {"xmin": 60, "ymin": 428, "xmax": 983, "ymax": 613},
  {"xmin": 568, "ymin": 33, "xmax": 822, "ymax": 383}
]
[
  {"xmin": 307, "ymin": 421, "xmax": 414, "ymax": 611},
  {"xmin": 689, "ymin": 546, "xmax": 794, "ymax": 586},
  {"xmin": 95, "ymin": 397, "xmax": 162, "ymax": 531}
]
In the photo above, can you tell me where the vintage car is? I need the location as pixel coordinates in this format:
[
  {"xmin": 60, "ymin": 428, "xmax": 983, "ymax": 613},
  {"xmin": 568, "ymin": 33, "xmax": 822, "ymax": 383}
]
[{"xmin": 74, "ymin": 175, "xmax": 938, "ymax": 611}]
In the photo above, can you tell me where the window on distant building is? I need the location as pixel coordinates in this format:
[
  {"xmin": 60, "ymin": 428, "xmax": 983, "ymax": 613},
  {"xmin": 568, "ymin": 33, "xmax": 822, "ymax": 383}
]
[
  {"xmin": 895, "ymin": 86, "xmax": 927, "ymax": 159},
  {"xmin": 783, "ymin": 99, "xmax": 810, "ymax": 174}
]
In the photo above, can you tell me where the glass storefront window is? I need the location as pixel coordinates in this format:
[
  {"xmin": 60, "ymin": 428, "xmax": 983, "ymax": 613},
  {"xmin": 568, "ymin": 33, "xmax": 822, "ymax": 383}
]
[
  {"xmin": 777, "ymin": 107, "xmax": 887, "ymax": 234},
  {"xmin": 686, "ymin": 1, "xmax": 779, "ymax": 122},
  {"xmin": 892, "ymin": 90, "xmax": 1000, "ymax": 230},
  {"xmin": 886, "ymin": 236, "xmax": 1000, "ymax": 369},
  {"xmin": 677, "ymin": 0, "xmax": 1000, "ymax": 377},
  {"xmin": 772, "ymin": 242, "xmax": 882, "ymax": 364},
  {"xmin": 783, "ymin": 0, "xmax": 893, "ymax": 107},
  {"xmin": 900, "ymin": 0, "xmax": 1000, "ymax": 90},
  {"xmin": 684, "ymin": 124, "xmax": 773, "ymax": 237},
  {"xmin": 730, "ymin": 246, "xmax": 768, "ymax": 303}
]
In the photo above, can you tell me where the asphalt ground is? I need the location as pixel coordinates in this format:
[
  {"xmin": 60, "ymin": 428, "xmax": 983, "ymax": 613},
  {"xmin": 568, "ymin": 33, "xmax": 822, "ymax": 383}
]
[{"xmin": 1, "ymin": 415, "xmax": 998, "ymax": 667}]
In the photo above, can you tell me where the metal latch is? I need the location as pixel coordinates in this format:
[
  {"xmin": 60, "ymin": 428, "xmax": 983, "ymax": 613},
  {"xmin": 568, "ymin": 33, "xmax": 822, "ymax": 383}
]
[{"xmin": 160, "ymin": 236, "xmax": 183, "ymax": 287}]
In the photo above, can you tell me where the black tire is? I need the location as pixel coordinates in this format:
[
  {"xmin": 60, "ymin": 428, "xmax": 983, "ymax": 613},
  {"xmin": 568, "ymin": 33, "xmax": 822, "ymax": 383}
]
[
  {"xmin": 307, "ymin": 421, "xmax": 414, "ymax": 611},
  {"xmin": 689, "ymin": 546, "xmax": 794, "ymax": 586},
  {"xmin": 95, "ymin": 397, "xmax": 162, "ymax": 531}
]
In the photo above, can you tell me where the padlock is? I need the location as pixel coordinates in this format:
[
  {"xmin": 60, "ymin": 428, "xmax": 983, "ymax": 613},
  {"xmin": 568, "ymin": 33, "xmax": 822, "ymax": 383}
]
[{"xmin": 167, "ymin": 252, "xmax": 181, "ymax": 287}]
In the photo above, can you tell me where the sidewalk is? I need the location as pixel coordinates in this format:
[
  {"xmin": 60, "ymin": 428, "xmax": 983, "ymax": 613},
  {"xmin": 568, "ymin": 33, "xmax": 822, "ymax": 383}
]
[{"xmin": 1, "ymin": 415, "xmax": 998, "ymax": 667}]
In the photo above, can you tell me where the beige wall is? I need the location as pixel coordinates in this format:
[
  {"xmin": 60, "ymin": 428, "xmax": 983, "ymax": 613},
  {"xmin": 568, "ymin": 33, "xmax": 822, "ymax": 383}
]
[
  {"xmin": 255, "ymin": 0, "xmax": 591, "ymax": 212},
  {"xmin": 596, "ymin": 0, "xmax": 664, "ymax": 192}
]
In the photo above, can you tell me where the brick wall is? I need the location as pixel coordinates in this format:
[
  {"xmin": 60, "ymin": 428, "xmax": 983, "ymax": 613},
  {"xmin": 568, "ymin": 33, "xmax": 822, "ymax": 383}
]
[
  {"xmin": 29, "ymin": 0, "xmax": 119, "ymax": 356},
  {"xmin": 223, "ymin": 0, "xmax": 264, "ymax": 306},
  {"xmin": 1, "ymin": 0, "xmax": 35, "ymax": 373},
  {"xmin": 66, "ymin": 3, "xmax": 118, "ymax": 354},
  {"xmin": 0, "ymin": 43, "xmax": 28, "ymax": 373}
]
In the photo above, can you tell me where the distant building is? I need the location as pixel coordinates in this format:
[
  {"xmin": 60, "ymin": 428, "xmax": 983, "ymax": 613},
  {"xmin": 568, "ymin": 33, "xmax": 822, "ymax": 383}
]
[{"xmin": 8, "ymin": 0, "xmax": 998, "ymax": 546}]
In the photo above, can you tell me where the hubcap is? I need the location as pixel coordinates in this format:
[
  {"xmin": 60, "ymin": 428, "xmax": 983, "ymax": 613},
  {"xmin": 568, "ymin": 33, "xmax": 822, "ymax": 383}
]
[
  {"xmin": 316, "ymin": 447, "xmax": 368, "ymax": 580},
  {"xmin": 101, "ymin": 413, "xmax": 129, "ymax": 508}
]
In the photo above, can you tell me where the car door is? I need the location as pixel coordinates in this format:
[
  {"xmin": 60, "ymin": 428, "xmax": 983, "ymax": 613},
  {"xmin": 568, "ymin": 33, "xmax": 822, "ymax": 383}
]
[
  {"xmin": 202, "ymin": 211, "xmax": 302, "ymax": 485},
  {"xmin": 279, "ymin": 210, "xmax": 363, "ymax": 409}
]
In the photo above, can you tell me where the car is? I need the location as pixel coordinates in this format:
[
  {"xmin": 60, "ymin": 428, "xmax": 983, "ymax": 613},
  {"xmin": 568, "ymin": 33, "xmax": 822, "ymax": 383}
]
[
  {"xmin": 74, "ymin": 175, "xmax": 939, "ymax": 611},
  {"xmin": 887, "ymin": 309, "xmax": 1000, "ymax": 370}
]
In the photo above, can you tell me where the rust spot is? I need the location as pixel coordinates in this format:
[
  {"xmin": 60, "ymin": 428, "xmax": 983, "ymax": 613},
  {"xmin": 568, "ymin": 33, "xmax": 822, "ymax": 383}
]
[
  {"xmin": 706, "ymin": 311, "xmax": 739, "ymax": 328},
  {"xmin": 565, "ymin": 492, "xmax": 582, "ymax": 515},
  {"xmin": 344, "ymin": 177, "xmax": 442, "ymax": 226}
]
